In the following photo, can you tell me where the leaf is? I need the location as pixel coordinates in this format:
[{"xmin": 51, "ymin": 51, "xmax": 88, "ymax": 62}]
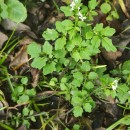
[
  {"xmin": 31, "ymin": 57, "xmax": 47, "ymax": 69},
  {"xmin": 93, "ymin": 23, "xmax": 103, "ymax": 32},
  {"xmin": 42, "ymin": 41, "xmax": 52, "ymax": 55},
  {"xmin": 54, "ymin": 49, "xmax": 66, "ymax": 59},
  {"xmin": 73, "ymin": 71, "xmax": 83, "ymax": 82},
  {"xmin": 6, "ymin": 0, "xmax": 27, "ymax": 23},
  {"xmin": 71, "ymin": 96, "xmax": 82, "ymax": 106},
  {"xmin": 88, "ymin": 72, "xmax": 98, "ymax": 79},
  {"xmin": 122, "ymin": 60, "xmax": 130, "ymax": 71},
  {"xmin": 56, "ymin": 21, "xmax": 66, "ymax": 34},
  {"xmin": 84, "ymin": 81, "xmax": 94, "ymax": 90},
  {"xmin": 88, "ymin": 0, "xmax": 97, "ymax": 10},
  {"xmin": 73, "ymin": 106, "xmax": 83, "ymax": 117},
  {"xmin": 72, "ymin": 50, "xmax": 81, "ymax": 62},
  {"xmin": 21, "ymin": 77, "xmax": 28, "ymax": 85},
  {"xmin": 22, "ymin": 108, "xmax": 29, "ymax": 116},
  {"xmin": 80, "ymin": 61, "xmax": 91, "ymax": 72},
  {"xmin": 62, "ymin": 20, "xmax": 74, "ymax": 30},
  {"xmin": 42, "ymin": 29, "xmax": 59, "ymax": 41},
  {"xmin": 66, "ymin": 40, "xmax": 75, "ymax": 52},
  {"xmin": 27, "ymin": 42, "xmax": 41, "ymax": 58},
  {"xmin": 43, "ymin": 62, "xmax": 56, "ymax": 75},
  {"xmin": 100, "ymin": 3, "xmax": 111, "ymax": 14},
  {"xmin": 26, "ymin": 89, "xmax": 36, "ymax": 96},
  {"xmin": 102, "ymin": 37, "xmax": 117, "ymax": 52},
  {"xmin": 55, "ymin": 37, "xmax": 66, "ymax": 50},
  {"xmin": 0, "ymin": 2, "xmax": 8, "ymax": 19},
  {"xmin": 86, "ymin": 31, "xmax": 93, "ymax": 39},
  {"xmin": 83, "ymin": 102, "xmax": 92, "ymax": 112},
  {"xmin": 17, "ymin": 94, "xmax": 29, "ymax": 104},
  {"xmin": 60, "ymin": 6, "xmax": 73, "ymax": 17},
  {"xmin": 101, "ymin": 26, "xmax": 115, "ymax": 36}
]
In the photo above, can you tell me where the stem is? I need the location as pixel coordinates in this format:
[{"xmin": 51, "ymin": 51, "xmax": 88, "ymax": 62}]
[{"xmin": 106, "ymin": 115, "xmax": 130, "ymax": 130}]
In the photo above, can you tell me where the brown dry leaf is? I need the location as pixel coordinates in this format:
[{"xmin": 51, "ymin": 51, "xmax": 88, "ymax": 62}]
[
  {"xmin": 30, "ymin": 68, "xmax": 40, "ymax": 87},
  {"xmin": 19, "ymin": 36, "xmax": 34, "ymax": 46},
  {"xmin": 9, "ymin": 45, "xmax": 29, "ymax": 71},
  {"xmin": 101, "ymin": 48, "xmax": 122, "ymax": 61},
  {"xmin": 0, "ymin": 32, "xmax": 8, "ymax": 49}
]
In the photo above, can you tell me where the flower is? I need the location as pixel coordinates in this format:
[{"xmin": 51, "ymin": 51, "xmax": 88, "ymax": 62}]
[
  {"xmin": 111, "ymin": 80, "xmax": 118, "ymax": 90},
  {"xmin": 128, "ymin": 91, "xmax": 130, "ymax": 94},
  {"xmin": 77, "ymin": 11, "xmax": 86, "ymax": 21},
  {"xmin": 70, "ymin": 1, "xmax": 76, "ymax": 11}
]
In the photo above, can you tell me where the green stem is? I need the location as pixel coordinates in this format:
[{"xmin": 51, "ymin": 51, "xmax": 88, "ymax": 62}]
[
  {"xmin": 106, "ymin": 115, "xmax": 130, "ymax": 130},
  {"xmin": 0, "ymin": 122, "xmax": 14, "ymax": 130}
]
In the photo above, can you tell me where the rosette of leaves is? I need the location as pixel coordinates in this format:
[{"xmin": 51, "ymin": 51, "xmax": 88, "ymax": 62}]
[{"xmin": 27, "ymin": 0, "xmax": 117, "ymax": 117}]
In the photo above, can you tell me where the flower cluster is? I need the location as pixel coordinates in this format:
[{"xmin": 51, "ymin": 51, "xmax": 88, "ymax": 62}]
[
  {"xmin": 70, "ymin": 1, "xmax": 86, "ymax": 21},
  {"xmin": 111, "ymin": 80, "xmax": 118, "ymax": 90}
]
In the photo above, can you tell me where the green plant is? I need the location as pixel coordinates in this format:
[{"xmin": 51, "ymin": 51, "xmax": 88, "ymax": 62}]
[
  {"xmin": 0, "ymin": 0, "xmax": 27, "ymax": 23},
  {"xmin": 100, "ymin": 0, "xmax": 119, "ymax": 21},
  {"xmin": 27, "ymin": 0, "xmax": 118, "ymax": 117}
]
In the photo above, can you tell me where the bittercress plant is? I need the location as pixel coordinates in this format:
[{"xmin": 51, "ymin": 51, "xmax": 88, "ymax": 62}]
[{"xmin": 27, "ymin": 0, "xmax": 120, "ymax": 117}]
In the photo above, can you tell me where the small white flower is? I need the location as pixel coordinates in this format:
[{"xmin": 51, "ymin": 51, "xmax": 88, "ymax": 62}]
[
  {"xmin": 77, "ymin": 11, "xmax": 86, "ymax": 21},
  {"xmin": 128, "ymin": 91, "xmax": 130, "ymax": 94},
  {"xmin": 111, "ymin": 80, "xmax": 118, "ymax": 90},
  {"xmin": 70, "ymin": 1, "xmax": 76, "ymax": 10}
]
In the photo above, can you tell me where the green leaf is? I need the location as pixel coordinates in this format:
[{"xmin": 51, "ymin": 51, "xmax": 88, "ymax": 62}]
[
  {"xmin": 42, "ymin": 29, "xmax": 59, "ymax": 41},
  {"xmin": 88, "ymin": 0, "xmax": 97, "ymax": 10},
  {"xmin": 73, "ymin": 71, "xmax": 83, "ymax": 81},
  {"xmin": 23, "ymin": 107, "xmax": 29, "ymax": 116},
  {"xmin": 17, "ymin": 94, "xmax": 29, "ymax": 104},
  {"xmin": 56, "ymin": 21, "xmax": 66, "ymax": 34},
  {"xmin": 71, "ymin": 50, "xmax": 81, "ymax": 62},
  {"xmin": 55, "ymin": 37, "xmax": 66, "ymax": 50},
  {"xmin": 100, "ymin": 3, "xmax": 111, "ymax": 14},
  {"xmin": 80, "ymin": 61, "xmax": 91, "ymax": 72},
  {"xmin": 111, "ymin": 10, "xmax": 119, "ymax": 19},
  {"xmin": 73, "ymin": 124, "xmax": 80, "ymax": 130},
  {"xmin": 60, "ymin": 6, "xmax": 73, "ymax": 17},
  {"xmin": 27, "ymin": 42, "xmax": 41, "ymax": 58},
  {"xmin": 0, "ymin": 2, "xmax": 8, "ymax": 19},
  {"xmin": 62, "ymin": 20, "xmax": 74, "ymax": 30},
  {"xmin": 43, "ymin": 62, "xmax": 56, "ymax": 75},
  {"xmin": 26, "ymin": 89, "xmax": 36, "ymax": 96},
  {"xmin": 71, "ymin": 96, "xmax": 82, "ymax": 106},
  {"xmin": 101, "ymin": 26, "xmax": 115, "ymax": 36},
  {"xmin": 102, "ymin": 37, "xmax": 117, "ymax": 52},
  {"xmin": 79, "ymin": 48, "xmax": 91, "ymax": 60},
  {"xmin": 17, "ymin": 86, "xmax": 24, "ymax": 93},
  {"xmin": 42, "ymin": 41, "xmax": 52, "ymax": 55},
  {"xmin": 93, "ymin": 23, "xmax": 103, "ymax": 32},
  {"xmin": 21, "ymin": 77, "xmax": 28, "ymax": 85},
  {"xmin": 88, "ymin": 72, "xmax": 98, "ymax": 79},
  {"xmin": 31, "ymin": 116, "xmax": 36, "ymax": 122},
  {"xmin": 73, "ymin": 106, "xmax": 83, "ymax": 117},
  {"xmin": 83, "ymin": 102, "xmax": 92, "ymax": 112},
  {"xmin": 84, "ymin": 81, "xmax": 94, "ymax": 90},
  {"xmin": 60, "ymin": 83, "xmax": 67, "ymax": 90},
  {"xmin": 54, "ymin": 49, "xmax": 66, "ymax": 59},
  {"xmin": 31, "ymin": 57, "xmax": 47, "ymax": 69},
  {"xmin": 86, "ymin": 31, "xmax": 93, "ymax": 39},
  {"xmin": 6, "ymin": 0, "xmax": 27, "ymax": 23},
  {"xmin": 66, "ymin": 40, "xmax": 75, "ymax": 52},
  {"xmin": 122, "ymin": 60, "xmax": 130, "ymax": 71}
]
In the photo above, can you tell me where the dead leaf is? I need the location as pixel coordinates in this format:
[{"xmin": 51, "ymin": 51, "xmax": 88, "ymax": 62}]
[
  {"xmin": 1, "ymin": 19, "xmax": 31, "ymax": 31},
  {"xmin": 19, "ymin": 36, "xmax": 34, "ymax": 46},
  {"xmin": 0, "ymin": 32, "xmax": 8, "ymax": 49},
  {"xmin": 30, "ymin": 68, "xmax": 40, "ymax": 87},
  {"xmin": 9, "ymin": 45, "xmax": 29, "ymax": 71},
  {"xmin": 101, "ymin": 48, "xmax": 122, "ymax": 61}
]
